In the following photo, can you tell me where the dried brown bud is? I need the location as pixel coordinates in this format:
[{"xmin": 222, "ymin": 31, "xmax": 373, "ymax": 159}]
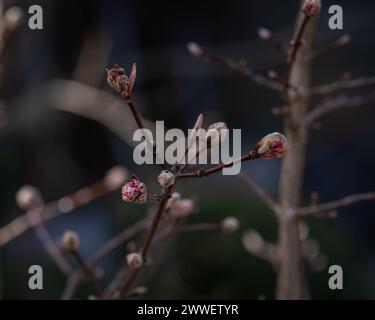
[
  {"xmin": 303, "ymin": 0, "xmax": 321, "ymax": 17},
  {"xmin": 61, "ymin": 230, "xmax": 80, "ymax": 252},
  {"xmin": 106, "ymin": 63, "xmax": 136, "ymax": 99},
  {"xmin": 255, "ymin": 132, "xmax": 287, "ymax": 159},
  {"xmin": 15, "ymin": 185, "xmax": 43, "ymax": 210},
  {"xmin": 221, "ymin": 217, "xmax": 240, "ymax": 234},
  {"xmin": 157, "ymin": 170, "xmax": 176, "ymax": 189},
  {"xmin": 126, "ymin": 253, "xmax": 143, "ymax": 269}
]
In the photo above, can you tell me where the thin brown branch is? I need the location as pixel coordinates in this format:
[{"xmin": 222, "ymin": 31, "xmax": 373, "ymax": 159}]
[
  {"xmin": 312, "ymin": 34, "xmax": 351, "ymax": 61},
  {"xmin": 27, "ymin": 210, "xmax": 72, "ymax": 275},
  {"xmin": 187, "ymin": 42, "xmax": 283, "ymax": 92},
  {"xmin": 257, "ymin": 27, "xmax": 288, "ymax": 55},
  {"xmin": 310, "ymin": 76, "xmax": 375, "ymax": 96},
  {"xmin": 61, "ymin": 271, "xmax": 81, "ymax": 300},
  {"xmin": 119, "ymin": 187, "xmax": 174, "ymax": 298},
  {"xmin": 297, "ymin": 192, "xmax": 375, "ymax": 217},
  {"xmin": 177, "ymin": 151, "xmax": 259, "ymax": 178},
  {"xmin": 87, "ymin": 218, "xmax": 150, "ymax": 266},
  {"xmin": 0, "ymin": 167, "xmax": 125, "ymax": 246},
  {"xmin": 242, "ymin": 230, "xmax": 277, "ymax": 266},
  {"xmin": 285, "ymin": 12, "xmax": 311, "ymax": 85},
  {"xmin": 71, "ymin": 250, "xmax": 101, "ymax": 298},
  {"xmin": 305, "ymin": 92, "xmax": 375, "ymax": 126},
  {"xmin": 237, "ymin": 173, "xmax": 279, "ymax": 214}
]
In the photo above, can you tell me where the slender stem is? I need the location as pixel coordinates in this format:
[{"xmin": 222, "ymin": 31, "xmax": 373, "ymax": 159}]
[
  {"xmin": 125, "ymin": 98, "xmax": 144, "ymax": 130},
  {"xmin": 297, "ymin": 192, "xmax": 375, "ymax": 217},
  {"xmin": 71, "ymin": 250, "xmax": 101, "ymax": 298},
  {"xmin": 177, "ymin": 151, "xmax": 259, "ymax": 178},
  {"xmin": 27, "ymin": 210, "xmax": 72, "ymax": 275}
]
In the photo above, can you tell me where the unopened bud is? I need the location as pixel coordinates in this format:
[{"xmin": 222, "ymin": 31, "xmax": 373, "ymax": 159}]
[
  {"xmin": 61, "ymin": 230, "xmax": 80, "ymax": 252},
  {"xmin": 303, "ymin": 0, "xmax": 321, "ymax": 17},
  {"xmin": 106, "ymin": 63, "xmax": 136, "ymax": 99},
  {"xmin": 255, "ymin": 132, "xmax": 287, "ymax": 159},
  {"xmin": 257, "ymin": 27, "xmax": 272, "ymax": 41},
  {"xmin": 15, "ymin": 185, "xmax": 43, "ymax": 210},
  {"xmin": 104, "ymin": 166, "xmax": 128, "ymax": 190},
  {"xmin": 337, "ymin": 34, "xmax": 351, "ymax": 46},
  {"xmin": 121, "ymin": 175, "xmax": 147, "ymax": 204},
  {"xmin": 126, "ymin": 253, "xmax": 143, "ymax": 269},
  {"xmin": 157, "ymin": 170, "xmax": 176, "ymax": 188},
  {"xmin": 4, "ymin": 6, "xmax": 23, "ymax": 30},
  {"xmin": 169, "ymin": 199, "xmax": 195, "ymax": 219},
  {"xmin": 166, "ymin": 192, "xmax": 181, "ymax": 210},
  {"xmin": 187, "ymin": 42, "xmax": 204, "ymax": 58},
  {"xmin": 221, "ymin": 217, "xmax": 240, "ymax": 234}
]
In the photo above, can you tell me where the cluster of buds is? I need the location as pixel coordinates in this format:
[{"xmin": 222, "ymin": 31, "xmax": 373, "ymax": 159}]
[
  {"xmin": 15, "ymin": 185, "xmax": 43, "ymax": 211},
  {"xmin": 126, "ymin": 253, "xmax": 143, "ymax": 269},
  {"xmin": 61, "ymin": 230, "xmax": 80, "ymax": 253},
  {"xmin": 157, "ymin": 170, "xmax": 176, "ymax": 189},
  {"xmin": 221, "ymin": 217, "xmax": 240, "ymax": 234},
  {"xmin": 166, "ymin": 192, "xmax": 195, "ymax": 219},
  {"xmin": 303, "ymin": 0, "xmax": 321, "ymax": 17},
  {"xmin": 254, "ymin": 132, "xmax": 287, "ymax": 159},
  {"xmin": 121, "ymin": 175, "xmax": 147, "ymax": 204},
  {"xmin": 106, "ymin": 63, "xmax": 136, "ymax": 100}
]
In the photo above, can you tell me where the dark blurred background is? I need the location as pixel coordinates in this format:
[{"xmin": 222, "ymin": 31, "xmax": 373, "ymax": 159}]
[{"xmin": 0, "ymin": 0, "xmax": 375, "ymax": 299}]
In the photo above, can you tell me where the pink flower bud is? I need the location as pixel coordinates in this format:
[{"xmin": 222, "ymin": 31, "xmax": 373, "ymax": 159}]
[
  {"xmin": 303, "ymin": 0, "xmax": 321, "ymax": 17},
  {"xmin": 157, "ymin": 170, "xmax": 176, "ymax": 188},
  {"xmin": 106, "ymin": 63, "xmax": 136, "ymax": 99},
  {"xmin": 221, "ymin": 217, "xmax": 240, "ymax": 234},
  {"xmin": 126, "ymin": 253, "xmax": 143, "ymax": 269},
  {"xmin": 255, "ymin": 132, "xmax": 287, "ymax": 159},
  {"xmin": 61, "ymin": 230, "xmax": 80, "ymax": 252},
  {"xmin": 121, "ymin": 175, "xmax": 147, "ymax": 204}
]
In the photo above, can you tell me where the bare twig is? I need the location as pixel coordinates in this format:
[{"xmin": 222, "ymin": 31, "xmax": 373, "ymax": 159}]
[
  {"xmin": 187, "ymin": 42, "xmax": 283, "ymax": 91},
  {"xmin": 297, "ymin": 192, "xmax": 375, "ymax": 217},
  {"xmin": 312, "ymin": 34, "xmax": 351, "ymax": 61},
  {"xmin": 310, "ymin": 76, "xmax": 375, "ymax": 96},
  {"xmin": 237, "ymin": 173, "xmax": 279, "ymax": 214},
  {"xmin": 61, "ymin": 271, "xmax": 81, "ymax": 300},
  {"xmin": 305, "ymin": 92, "xmax": 375, "ymax": 126},
  {"xmin": 70, "ymin": 250, "xmax": 101, "ymax": 298},
  {"xmin": 27, "ymin": 210, "xmax": 72, "ymax": 275},
  {"xmin": 0, "ymin": 167, "xmax": 126, "ymax": 246},
  {"xmin": 177, "ymin": 151, "xmax": 259, "ymax": 178}
]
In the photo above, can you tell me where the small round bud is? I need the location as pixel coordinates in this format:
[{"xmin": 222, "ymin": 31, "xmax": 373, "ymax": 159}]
[
  {"xmin": 337, "ymin": 34, "xmax": 351, "ymax": 46},
  {"xmin": 15, "ymin": 185, "xmax": 42, "ymax": 210},
  {"xmin": 303, "ymin": 0, "xmax": 321, "ymax": 17},
  {"xmin": 166, "ymin": 192, "xmax": 181, "ymax": 210},
  {"xmin": 242, "ymin": 230, "xmax": 264, "ymax": 254},
  {"xmin": 4, "ymin": 6, "xmax": 23, "ymax": 30},
  {"xmin": 187, "ymin": 42, "xmax": 203, "ymax": 57},
  {"xmin": 126, "ymin": 253, "xmax": 143, "ymax": 269},
  {"xmin": 255, "ymin": 132, "xmax": 287, "ymax": 159},
  {"xmin": 169, "ymin": 199, "xmax": 195, "ymax": 219},
  {"xmin": 221, "ymin": 217, "xmax": 240, "ymax": 234},
  {"xmin": 104, "ymin": 166, "xmax": 128, "ymax": 190},
  {"xmin": 61, "ymin": 230, "xmax": 80, "ymax": 252},
  {"xmin": 157, "ymin": 170, "xmax": 176, "ymax": 189},
  {"xmin": 121, "ymin": 175, "xmax": 147, "ymax": 204},
  {"xmin": 257, "ymin": 27, "xmax": 272, "ymax": 40}
]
